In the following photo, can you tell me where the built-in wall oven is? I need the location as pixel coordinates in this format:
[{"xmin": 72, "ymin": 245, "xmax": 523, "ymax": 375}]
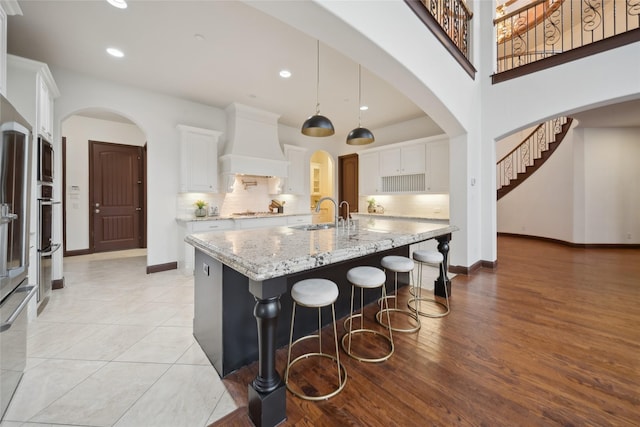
[{"xmin": 37, "ymin": 181, "xmax": 60, "ymax": 303}]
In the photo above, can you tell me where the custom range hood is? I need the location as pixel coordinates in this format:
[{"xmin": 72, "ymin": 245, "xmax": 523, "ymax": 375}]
[{"xmin": 219, "ymin": 102, "xmax": 288, "ymax": 178}]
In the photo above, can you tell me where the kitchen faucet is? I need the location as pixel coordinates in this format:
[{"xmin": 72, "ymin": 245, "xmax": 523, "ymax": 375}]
[
  {"xmin": 338, "ymin": 200, "xmax": 350, "ymax": 230},
  {"xmin": 315, "ymin": 197, "xmax": 339, "ymax": 228}
]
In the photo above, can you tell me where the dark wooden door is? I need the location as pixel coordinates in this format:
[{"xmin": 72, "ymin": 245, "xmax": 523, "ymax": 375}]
[
  {"xmin": 338, "ymin": 153, "xmax": 358, "ymax": 218},
  {"xmin": 90, "ymin": 141, "xmax": 143, "ymax": 253}
]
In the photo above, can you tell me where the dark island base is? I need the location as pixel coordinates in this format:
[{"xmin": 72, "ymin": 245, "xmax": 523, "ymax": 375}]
[{"xmin": 193, "ymin": 246, "xmax": 410, "ymax": 378}]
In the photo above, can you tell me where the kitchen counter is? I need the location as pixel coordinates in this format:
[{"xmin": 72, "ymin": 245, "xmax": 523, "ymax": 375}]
[
  {"xmin": 176, "ymin": 211, "xmax": 310, "ymax": 223},
  {"xmin": 352, "ymin": 212, "xmax": 449, "ymax": 222},
  {"xmin": 186, "ymin": 219, "xmax": 456, "ymax": 281},
  {"xmin": 186, "ymin": 219, "xmax": 457, "ymax": 427}
]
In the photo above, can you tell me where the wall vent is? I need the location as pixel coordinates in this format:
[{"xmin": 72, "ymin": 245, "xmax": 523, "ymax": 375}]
[{"xmin": 381, "ymin": 173, "xmax": 426, "ymax": 192}]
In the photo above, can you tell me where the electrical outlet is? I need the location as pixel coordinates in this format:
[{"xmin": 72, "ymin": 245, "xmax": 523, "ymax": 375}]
[
  {"xmin": 627, "ymin": 233, "xmax": 632, "ymax": 240},
  {"xmin": 202, "ymin": 263, "xmax": 210, "ymax": 276}
]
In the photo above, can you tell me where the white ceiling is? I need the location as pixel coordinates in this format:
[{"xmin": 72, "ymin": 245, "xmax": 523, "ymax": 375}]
[
  {"xmin": 7, "ymin": 0, "xmax": 428, "ymax": 138},
  {"xmin": 7, "ymin": 1, "xmax": 639, "ymax": 136}
]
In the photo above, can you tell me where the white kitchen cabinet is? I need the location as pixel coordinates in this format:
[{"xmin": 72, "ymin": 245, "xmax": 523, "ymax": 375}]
[
  {"xmin": 180, "ymin": 219, "xmax": 234, "ymax": 272},
  {"xmin": 283, "ymin": 145, "xmax": 307, "ymax": 194},
  {"xmin": 426, "ymin": 140, "xmax": 449, "ymax": 193},
  {"xmin": 0, "ymin": 4, "xmax": 6, "ymax": 96},
  {"xmin": 358, "ymin": 151, "xmax": 380, "ymax": 195},
  {"xmin": 379, "ymin": 141, "xmax": 426, "ymax": 176},
  {"xmin": 234, "ymin": 216, "xmax": 287, "ymax": 229},
  {"xmin": 178, "ymin": 125, "xmax": 223, "ymax": 193},
  {"xmin": 37, "ymin": 74, "xmax": 53, "ymax": 139},
  {"xmin": 286, "ymin": 215, "xmax": 312, "ymax": 226}
]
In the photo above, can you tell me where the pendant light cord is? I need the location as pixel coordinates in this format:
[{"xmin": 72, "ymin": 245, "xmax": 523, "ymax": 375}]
[
  {"xmin": 358, "ymin": 64, "xmax": 362, "ymax": 127},
  {"xmin": 315, "ymin": 40, "xmax": 320, "ymax": 115}
]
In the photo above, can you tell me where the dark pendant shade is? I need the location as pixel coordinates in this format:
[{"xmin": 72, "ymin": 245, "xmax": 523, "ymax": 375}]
[
  {"xmin": 301, "ymin": 114, "xmax": 335, "ymax": 137},
  {"xmin": 346, "ymin": 126, "xmax": 375, "ymax": 145}
]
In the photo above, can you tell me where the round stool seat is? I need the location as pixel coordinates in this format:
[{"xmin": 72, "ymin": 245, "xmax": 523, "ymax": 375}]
[
  {"xmin": 291, "ymin": 279, "xmax": 339, "ymax": 307},
  {"xmin": 347, "ymin": 266, "xmax": 386, "ymax": 288},
  {"xmin": 413, "ymin": 250, "xmax": 444, "ymax": 264},
  {"xmin": 381, "ymin": 256, "xmax": 415, "ymax": 273}
]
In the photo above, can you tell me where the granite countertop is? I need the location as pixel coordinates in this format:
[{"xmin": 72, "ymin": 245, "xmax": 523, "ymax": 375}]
[
  {"xmin": 176, "ymin": 212, "xmax": 311, "ymax": 223},
  {"xmin": 352, "ymin": 212, "xmax": 449, "ymax": 222},
  {"xmin": 185, "ymin": 218, "xmax": 457, "ymax": 282}
]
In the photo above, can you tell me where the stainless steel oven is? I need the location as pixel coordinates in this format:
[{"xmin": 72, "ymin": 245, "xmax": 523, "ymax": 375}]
[
  {"xmin": 37, "ymin": 184, "xmax": 60, "ymax": 303},
  {"xmin": 37, "ymin": 136, "xmax": 53, "ymax": 183}
]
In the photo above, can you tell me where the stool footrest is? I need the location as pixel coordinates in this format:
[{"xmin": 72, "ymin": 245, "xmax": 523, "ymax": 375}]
[
  {"xmin": 376, "ymin": 308, "xmax": 421, "ymax": 333},
  {"xmin": 285, "ymin": 352, "xmax": 347, "ymax": 401},
  {"xmin": 408, "ymin": 297, "xmax": 450, "ymax": 318},
  {"xmin": 340, "ymin": 328, "xmax": 394, "ymax": 363}
]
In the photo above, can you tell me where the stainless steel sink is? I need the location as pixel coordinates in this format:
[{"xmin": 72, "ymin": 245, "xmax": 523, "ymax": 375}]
[{"xmin": 289, "ymin": 223, "xmax": 335, "ymax": 231}]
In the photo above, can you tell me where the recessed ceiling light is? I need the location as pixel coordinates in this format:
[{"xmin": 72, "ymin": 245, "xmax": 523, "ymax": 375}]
[
  {"xmin": 106, "ymin": 47, "xmax": 124, "ymax": 58},
  {"xmin": 279, "ymin": 69, "xmax": 292, "ymax": 78},
  {"xmin": 360, "ymin": 105, "xmax": 369, "ymax": 111},
  {"xmin": 194, "ymin": 33, "xmax": 205, "ymax": 41},
  {"xmin": 107, "ymin": 0, "xmax": 127, "ymax": 9}
]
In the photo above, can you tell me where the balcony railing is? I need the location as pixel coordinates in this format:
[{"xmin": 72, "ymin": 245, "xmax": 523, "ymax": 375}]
[
  {"xmin": 495, "ymin": 0, "xmax": 640, "ymax": 75},
  {"xmin": 405, "ymin": 0, "xmax": 476, "ymax": 78}
]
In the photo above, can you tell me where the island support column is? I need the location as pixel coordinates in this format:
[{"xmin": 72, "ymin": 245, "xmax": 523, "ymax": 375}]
[
  {"xmin": 435, "ymin": 233, "xmax": 452, "ymax": 298},
  {"xmin": 247, "ymin": 277, "xmax": 288, "ymax": 427}
]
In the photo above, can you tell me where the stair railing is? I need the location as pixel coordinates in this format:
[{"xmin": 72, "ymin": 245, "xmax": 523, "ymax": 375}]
[{"xmin": 497, "ymin": 116, "xmax": 570, "ymax": 193}]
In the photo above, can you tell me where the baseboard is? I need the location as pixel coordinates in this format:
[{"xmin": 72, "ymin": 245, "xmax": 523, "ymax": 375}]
[
  {"xmin": 498, "ymin": 232, "xmax": 640, "ymax": 249},
  {"xmin": 64, "ymin": 249, "xmax": 92, "ymax": 257},
  {"xmin": 146, "ymin": 262, "xmax": 178, "ymax": 274},
  {"xmin": 52, "ymin": 277, "xmax": 65, "ymax": 290}
]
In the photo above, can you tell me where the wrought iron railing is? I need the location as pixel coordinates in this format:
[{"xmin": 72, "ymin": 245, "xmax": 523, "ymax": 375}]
[
  {"xmin": 497, "ymin": 116, "xmax": 570, "ymax": 192},
  {"xmin": 495, "ymin": 0, "xmax": 640, "ymax": 73},
  {"xmin": 405, "ymin": 0, "xmax": 476, "ymax": 77}
]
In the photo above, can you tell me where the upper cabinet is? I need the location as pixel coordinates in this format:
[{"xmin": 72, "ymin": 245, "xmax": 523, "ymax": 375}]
[
  {"xmin": 426, "ymin": 139, "xmax": 449, "ymax": 193},
  {"xmin": 358, "ymin": 136, "xmax": 449, "ymax": 195},
  {"xmin": 0, "ymin": 4, "xmax": 7, "ymax": 96},
  {"xmin": 358, "ymin": 151, "xmax": 380, "ymax": 195},
  {"xmin": 6, "ymin": 55, "xmax": 60, "ymax": 140},
  {"xmin": 282, "ymin": 145, "xmax": 307, "ymax": 194},
  {"xmin": 178, "ymin": 125, "xmax": 223, "ymax": 193},
  {"xmin": 379, "ymin": 141, "xmax": 426, "ymax": 176}
]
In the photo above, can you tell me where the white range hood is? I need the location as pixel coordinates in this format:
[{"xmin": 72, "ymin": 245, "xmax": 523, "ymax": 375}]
[{"xmin": 219, "ymin": 102, "xmax": 289, "ymax": 178}]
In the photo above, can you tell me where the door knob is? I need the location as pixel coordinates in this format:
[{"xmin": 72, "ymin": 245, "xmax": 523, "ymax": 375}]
[
  {"xmin": 95, "ymin": 203, "xmax": 100, "ymax": 208},
  {"xmin": 95, "ymin": 209, "xmax": 100, "ymax": 213}
]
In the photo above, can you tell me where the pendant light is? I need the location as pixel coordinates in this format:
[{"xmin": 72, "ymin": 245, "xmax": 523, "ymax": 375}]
[
  {"xmin": 301, "ymin": 40, "xmax": 334, "ymax": 137},
  {"xmin": 346, "ymin": 64, "xmax": 374, "ymax": 145}
]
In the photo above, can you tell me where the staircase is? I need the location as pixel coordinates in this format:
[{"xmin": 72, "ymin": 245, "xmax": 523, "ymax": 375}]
[{"xmin": 497, "ymin": 116, "xmax": 573, "ymax": 200}]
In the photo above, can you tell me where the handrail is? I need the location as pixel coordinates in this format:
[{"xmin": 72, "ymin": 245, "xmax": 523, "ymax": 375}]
[
  {"xmin": 405, "ymin": 0, "xmax": 476, "ymax": 78},
  {"xmin": 495, "ymin": 0, "xmax": 640, "ymax": 75},
  {"xmin": 497, "ymin": 116, "xmax": 571, "ymax": 194}
]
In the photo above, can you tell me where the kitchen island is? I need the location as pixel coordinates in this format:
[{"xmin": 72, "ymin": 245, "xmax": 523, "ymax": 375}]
[{"xmin": 185, "ymin": 218, "xmax": 457, "ymax": 427}]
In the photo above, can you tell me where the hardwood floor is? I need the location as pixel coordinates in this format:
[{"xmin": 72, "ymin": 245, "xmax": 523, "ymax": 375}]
[{"xmin": 212, "ymin": 236, "xmax": 640, "ymax": 426}]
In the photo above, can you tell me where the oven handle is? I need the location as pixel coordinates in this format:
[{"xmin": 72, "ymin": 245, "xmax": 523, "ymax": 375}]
[
  {"xmin": 39, "ymin": 243, "xmax": 61, "ymax": 256},
  {"xmin": 38, "ymin": 200, "xmax": 61, "ymax": 206},
  {"xmin": 1, "ymin": 285, "xmax": 37, "ymax": 332}
]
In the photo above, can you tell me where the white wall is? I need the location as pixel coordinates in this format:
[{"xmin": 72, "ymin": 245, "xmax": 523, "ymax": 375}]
[
  {"xmin": 63, "ymin": 115, "xmax": 146, "ymax": 251},
  {"xmin": 498, "ymin": 126, "xmax": 640, "ymax": 244},
  {"xmin": 51, "ymin": 67, "xmax": 226, "ymax": 274}
]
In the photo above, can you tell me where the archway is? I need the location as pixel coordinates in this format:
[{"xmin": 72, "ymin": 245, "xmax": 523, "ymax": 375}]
[
  {"xmin": 309, "ymin": 150, "xmax": 334, "ymax": 224},
  {"xmin": 61, "ymin": 109, "xmax": 147, "ymax": 256}
]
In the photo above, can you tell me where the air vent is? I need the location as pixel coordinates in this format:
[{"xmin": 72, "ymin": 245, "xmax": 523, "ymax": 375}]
[{"xmin": 381, "ymin": 173, "xmax": 426, "ymax": 192}]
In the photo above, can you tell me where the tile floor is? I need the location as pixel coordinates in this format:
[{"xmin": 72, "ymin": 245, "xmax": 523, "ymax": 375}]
[{"xmin": 1, "ymin": 249, "xmax": 236, "ymax": 427}]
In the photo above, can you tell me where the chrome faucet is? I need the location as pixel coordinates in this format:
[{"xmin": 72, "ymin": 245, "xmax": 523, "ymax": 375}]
[
  {"xmin": 315, "ymin": 197, "xmax": 339, "ymax": 228},
  {"xmin": 338, "ymin": 201, "xmax": 350, "ymax": 230}
]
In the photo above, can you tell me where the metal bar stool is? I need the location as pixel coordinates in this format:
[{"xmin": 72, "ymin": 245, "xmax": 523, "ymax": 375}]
[
  {"xmin": 408, "ymin": 250, "xmax": 450, "ymax": 317},
  {"xmin": 376, "ymin": 255, "xmax": 420, "ymax": 333},
  {"xmin": 341, "ymin": 266, "xmax": 394, "ymax": 363},
  {"xmin": 285, "ymin": 278, "xmax": 347, "ymax": 400}
]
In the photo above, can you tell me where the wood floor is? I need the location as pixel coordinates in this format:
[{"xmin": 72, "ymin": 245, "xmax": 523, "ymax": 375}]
[{"xmin": 212, "ymin": 236, "xmax": 640, "ymax": 426}]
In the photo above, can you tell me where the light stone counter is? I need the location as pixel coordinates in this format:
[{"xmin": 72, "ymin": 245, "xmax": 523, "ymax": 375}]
[{"xmin": 185, "ymin": 218, "xmax": 457, "ymax": 282}]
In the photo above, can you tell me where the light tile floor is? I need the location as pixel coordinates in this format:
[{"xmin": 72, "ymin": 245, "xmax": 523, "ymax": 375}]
[{"xmin": 1, "ymin": 249, "xmax": 236, "ymax": 427}]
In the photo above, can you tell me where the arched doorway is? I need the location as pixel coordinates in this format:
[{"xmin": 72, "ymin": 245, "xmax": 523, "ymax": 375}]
[
  {"xmin": 310, "ymin": 150, "xmax": 334, "ymax": 224},
  {"xmin": 61, "ymin": 109, "xmax": 147, "ymax": 256}
]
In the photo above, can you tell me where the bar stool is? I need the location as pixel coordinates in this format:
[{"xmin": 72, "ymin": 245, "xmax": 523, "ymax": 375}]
[
  {"xmin": 341, "ymin": 266, "xmax": 394, "ymax": 363},
  {"xmin": 285, "ymin": 278, "xmax": 347, "ymax": 400},
  {"xmin": 376, "ymin": 255, "xmax": 420, "ymax": 333},
  {"xmin": 408, "ymin": 250, "xmax": 450, "ymax": 318}
]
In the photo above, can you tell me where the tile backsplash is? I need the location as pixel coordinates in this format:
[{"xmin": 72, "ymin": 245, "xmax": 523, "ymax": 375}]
[
  {"xmin": 358, "ymin": 194, "xmax": 449, "ymax": 219},
  {"xmin": 177, "ymin": 176, "xmax": 307, "ymax": 218}
]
